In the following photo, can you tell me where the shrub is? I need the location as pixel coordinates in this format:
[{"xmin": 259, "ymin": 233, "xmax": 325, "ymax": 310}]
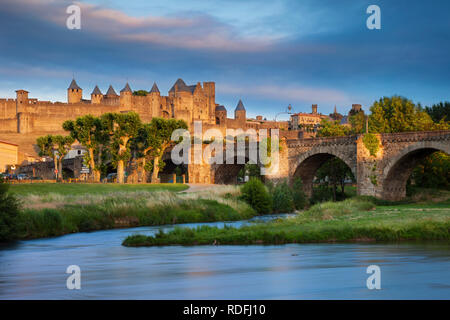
[
  {"xmin": 272, "ymin": 181, "xmax": 295, "ymax": 213},
  {"xmin": 0, "ymin": 178, "xmax": 21, "ymax": 242},
  {"xmin": 240, "ymin": 178, "xmax": 272, "ymax": 214},
  {"xmin": 292, "ymin": 178, "xmax": 308, "ymax": 209}
]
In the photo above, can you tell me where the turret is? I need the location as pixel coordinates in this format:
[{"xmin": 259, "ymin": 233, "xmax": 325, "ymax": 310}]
[
  {"xmin": 120, "ymin": 82, "xmax": 132, "ymax": 108},
  {"xmin": 15, "ymin": 89, "xmax": 29, "ymax": 114},
  {"xmin": 106, "ymin": 85, "xmax": 118, "ymax": 98},
  {"xmin": 149, "ymin": 82, "xmax": 160, "ymax": 96},
  {"xmin": 234, "ymin": 99, "xmax": 246, "ymax": 124},
  {"xmin": 67, "ymin": 79, "xmax": 82, "ymax": 103},
  {"xmin": 312, "ymin": 104, "xmax": 318, "ymax": 114},
  {"xmin": 215, "ymin": 105, "xmax": 227, "ymax": 125},
  {"xmin": 91, "ymin": 85, "xmax": 103, "ymax": 104}
]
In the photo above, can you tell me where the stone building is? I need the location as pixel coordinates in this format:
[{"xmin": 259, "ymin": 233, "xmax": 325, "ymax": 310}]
[
  {"xmin": 289, "ymin": 104, "xmax": 329, "ymax": 130},
  {"xmin": 0, "ymin": 78, "xmax": 292, "ymax": 159}
]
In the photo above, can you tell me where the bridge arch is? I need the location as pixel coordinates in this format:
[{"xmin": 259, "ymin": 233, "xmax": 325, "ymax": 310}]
[
  {"xmin": 381, "ymin": 140, "xmax": 450, "ymax": 201},
  {"xmin": 292, "ymin": 147, "xmax": 356, "ymax": 197}
]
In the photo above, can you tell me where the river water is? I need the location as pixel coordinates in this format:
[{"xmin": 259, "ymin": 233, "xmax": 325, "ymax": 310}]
[{"xmin": 0, "ymin": 214, "xmax": 449, "ymax": 299}]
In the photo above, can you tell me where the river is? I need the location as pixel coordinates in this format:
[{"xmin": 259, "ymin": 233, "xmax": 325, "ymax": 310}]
[{"xmin": 0, "ymin": 214, "xmax": 449, "ymax": 299}]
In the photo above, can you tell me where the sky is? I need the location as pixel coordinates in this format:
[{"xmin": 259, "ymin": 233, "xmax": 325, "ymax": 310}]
[{"xmin": 0, "ymin": 0, "xmax": 449, "ymax": 119}]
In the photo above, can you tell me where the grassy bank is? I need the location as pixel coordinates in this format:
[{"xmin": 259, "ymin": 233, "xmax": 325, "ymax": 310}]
[
  {"xmin": 123, "ymin": 194, "xmax": 450, "ymax": 246},
  {"xmin": 14, "ymin": 185, "xmax": 255, "ymax": 239},
  {"xmin": 9, "ymin": 182, "xmax": 188, "ymax": 196}
]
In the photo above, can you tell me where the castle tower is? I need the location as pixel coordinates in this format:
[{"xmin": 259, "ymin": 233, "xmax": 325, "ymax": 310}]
[
  {"xmin": 312, "ymin": 104, "xmax": 318, "ymax": 114},
  {"xmin": 149, "ymin": 82, "xmax": 160, "ymax": 95},
  {"xmin": 68, "ymin": 79, "xmax": 82, "ymax": 103},
  {"xmin": 215, "ymin": 105, "xmax": 227, "ymax": 126},
  {"xmin": 203, "ymin": 81, "xmax": 215, "ymax": 123},
  {"xmin": 120, "ymin": 82, "xmax": 132, "ymax": 108},
  {"xmin": 91, "ymin": 85, "xmax": 103, "ymax": 104},
  {"xmin": 234, "ymin": 99, "xmax": 246, "ymax": 125},
  {"xmin": 15, "ymin": 89, "xmax": 29, "ymax": 114},
  {"xmin": 106, "ymin": 85, "xmax": 118, "ymax": 98},
  {"xmin": 149, "ymin": 82, "xmax": 161, "ymax": 118}
]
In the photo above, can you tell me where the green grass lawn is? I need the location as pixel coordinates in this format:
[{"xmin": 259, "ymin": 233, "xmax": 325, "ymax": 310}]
[
  {"xmin": 123, "ymin": 196, "xmax": 450, "ymax": 246},
  {"xmin": 9, "ymin": 183, "xmax": 188, "ymax": 196}
]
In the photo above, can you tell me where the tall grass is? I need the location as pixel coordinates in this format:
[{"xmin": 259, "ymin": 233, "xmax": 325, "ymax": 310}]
[
  {"xmin": 17, "ymin": 188, "xmax": 255, "ymax": 239},
  {"xmin": 123, "ymin": 197, "xmax": 450, "ymax": 246}
]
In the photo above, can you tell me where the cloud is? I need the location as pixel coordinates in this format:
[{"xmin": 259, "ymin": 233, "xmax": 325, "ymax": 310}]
[{"xmin": 218, "ymin": 83, "xmax": 351, "ymax": 104}]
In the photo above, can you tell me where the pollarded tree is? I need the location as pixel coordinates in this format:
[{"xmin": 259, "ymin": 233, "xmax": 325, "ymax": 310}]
[
  {"xmin": 53, "ymin": 135, "xmax": 75, "ymax": 180},
  {"xmin": 63, "ymin": 115, "xmax": 107, "ymax": 182},
  {"xmin": 148, "ymin": 118, "xmax": 188, "ymax": 183},
  {"xmin": 101, "ymin": 112, "xmax": 142, "ymax": 184},
  {"xmin": 129, "ymin": 122, "xmax": 159, "ymax": 183},
  {"xmin": 36, "ymin": 135, "xmax": 58, "ymax": 179},
  {"xmin": 36, "ymin": 135, "xmax": 74, "ymax": 180}
]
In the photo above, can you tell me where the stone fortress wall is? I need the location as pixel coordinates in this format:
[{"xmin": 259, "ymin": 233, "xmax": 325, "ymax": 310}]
[{"xmin": 0, "ymin": 78, "xmax": 292, "ymax": 160}]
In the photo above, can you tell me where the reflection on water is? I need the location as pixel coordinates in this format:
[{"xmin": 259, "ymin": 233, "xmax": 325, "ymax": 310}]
[{"xmin": 0, "ymin": 214, "xmax": 449, "ymax": 299}]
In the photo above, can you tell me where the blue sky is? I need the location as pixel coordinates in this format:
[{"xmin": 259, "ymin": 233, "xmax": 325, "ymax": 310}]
[{"xmin": 0, "ymin": 0, "xmax": 449, "ymax": 119}]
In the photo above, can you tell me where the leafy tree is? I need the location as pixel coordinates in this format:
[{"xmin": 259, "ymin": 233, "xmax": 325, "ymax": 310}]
[
  {"xmin": 272, "ymin": 181, "xmax": 295, "ymax": 213},
  {"xmin": 133, "ymin": 90, "xmax": 148, "ymax": 96},
  {"xmin": 130, "ymin": 122, "xmax": 160, "ymax": 183},
  {"xmin": 315, "ymin": 157, "xmax": 355, "ymax": 201},
  {"xmin": 36, "ymin": 135, "xmax": 74, "ymax": 180},
  {"xmin": 101, "ymin": 112, "xmax": 142, "ymax": 183},
  {"xmin": 0, "ymin": 178, "xmax": 21, "ymax": 242},
  {"xmin": 411, "ymin": 152, "xmax": 450, "ymax": 189},
  {"xmin": 317, "ymin": 119, "xmax": 352, "ymax": 137},
  {"xmin": 53, "ymin": 135, "xmax": 75, "ymax": 180},
  {"xmin": 63, "ymin": 115, "xmax": 107, "ymax": 182},
  {"xmin": 292, "ymin": 178, "xmax": 308, "ymax": 209},
  {"xmin": 349, "ymin": 111, "xmax": 366, "ymax": 134},
  {"xmin": 36, "ymin": 135, "xmax": 57, "ymax": 178},
  {"xmin": 424, "ymin": 102, "xmax": 450, "ymax": 122},
  {"xmin": 368, "ymin": 96, "xmax": 436, "ymax": 133},
  {"xmin": 240, "ymin": 178, "xmax": 272, "ymax": 214},
  {"xmin": 148, "ymin": 118, "xmax": 188, "ymax": 183}
]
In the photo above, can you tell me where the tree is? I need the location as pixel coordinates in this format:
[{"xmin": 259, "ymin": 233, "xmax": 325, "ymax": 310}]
[
  {"xmin": 315, "ymin": 157, "xmax": 355, "ymax": 201},
  {"xmin": 0, "ymin": 178, "xmax": 21, "ymax": 242},
  {"xmin": 424, "ymin": 102, "xmax": 450, "ymax": 123},
  {"xmin": 349, "ymin": 110, "xmax": 366, "ymax": 134},
  {"xmin": 130, "ymin": 122, "xmax": 160, "ymax": 183},
  {"xmin": 240, "ymin": 178, "xmax": 272, "ymax": 214},
  {"xmin": 317, "ymin": 119, "xmax": 352, "ymax": 137},
  {"xmin": 292, "ymin": 178, "xmax": 308, "ymax": 209},
  {"xmin": 53, "ymin": 135, "xmax": 75, "ymax": 180},
  {"xmin": 101, "ymin": 112, "xmax": 142, "ymax": 184},
  {"xmin": 37, "ymin": 134, "xmax": 74, "ymax": 180},
  {"xmin": 133, "ymin": 90, "xmax": 148, "ymax": 96},
  {"xmin": 411, "ymin": 152, "xmax": 450, "ymax": 189},
  {"xmin": 37, "ymin": 135, "xmax": 57, "ymax": 178},
  {"xmin": 148, "ymin": 118, "xmax": 188, "ymax": 183},
  {"xmin": 368, "ymin": 96, "xmax": 436, "ymax": 133},
  {"xmin": 272, "ymin": 181, "xmax": 295, "ymax": 213},
  {"xmin": 63, "ymin": 115, "xmax": 107, "ymax": 182}
]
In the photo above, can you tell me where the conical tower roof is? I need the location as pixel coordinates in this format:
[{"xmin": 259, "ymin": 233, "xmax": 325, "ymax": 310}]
[
  {"xmin": 169, "ymin": 78, "xmax": 190, "ymax": 92},
  {"xmin": 215, "ymin": 105, "xmax": 227, "ymax": 112},
  {"xmin": 106, "ymin": 85, "xmax": 118, "ymax": 96},
  {"xmin": 120, "ymin": 82, "xmax": 132, "ymax": 93},
  {"xmin": 68, "ymin": 79, "xmax": 82, "ymax": 90},
  {"xmin": 91, "ymin": 85, "xmax": 102, "ymax": 95},
  {"xmin": 235, "ymin": 99, "xmax": 245, "ymax": 111},
  {"xmin": 150, "ymin": 82, "xmax": 160, "ymax": 93}
]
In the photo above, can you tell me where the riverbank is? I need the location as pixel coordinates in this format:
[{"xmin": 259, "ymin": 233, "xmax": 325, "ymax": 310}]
[
  {"xmin": 122, "ymin": 193, "xmax": 450, "ymax": 246},
  {"xmin": 13, "ymin": 184, "xmax": 256, "ymax": 239}
]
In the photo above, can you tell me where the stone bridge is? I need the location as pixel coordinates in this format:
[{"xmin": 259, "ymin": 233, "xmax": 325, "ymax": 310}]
[{"xmin": 192, "ymin": 130, "xmax": 450, "ymax": 200}]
